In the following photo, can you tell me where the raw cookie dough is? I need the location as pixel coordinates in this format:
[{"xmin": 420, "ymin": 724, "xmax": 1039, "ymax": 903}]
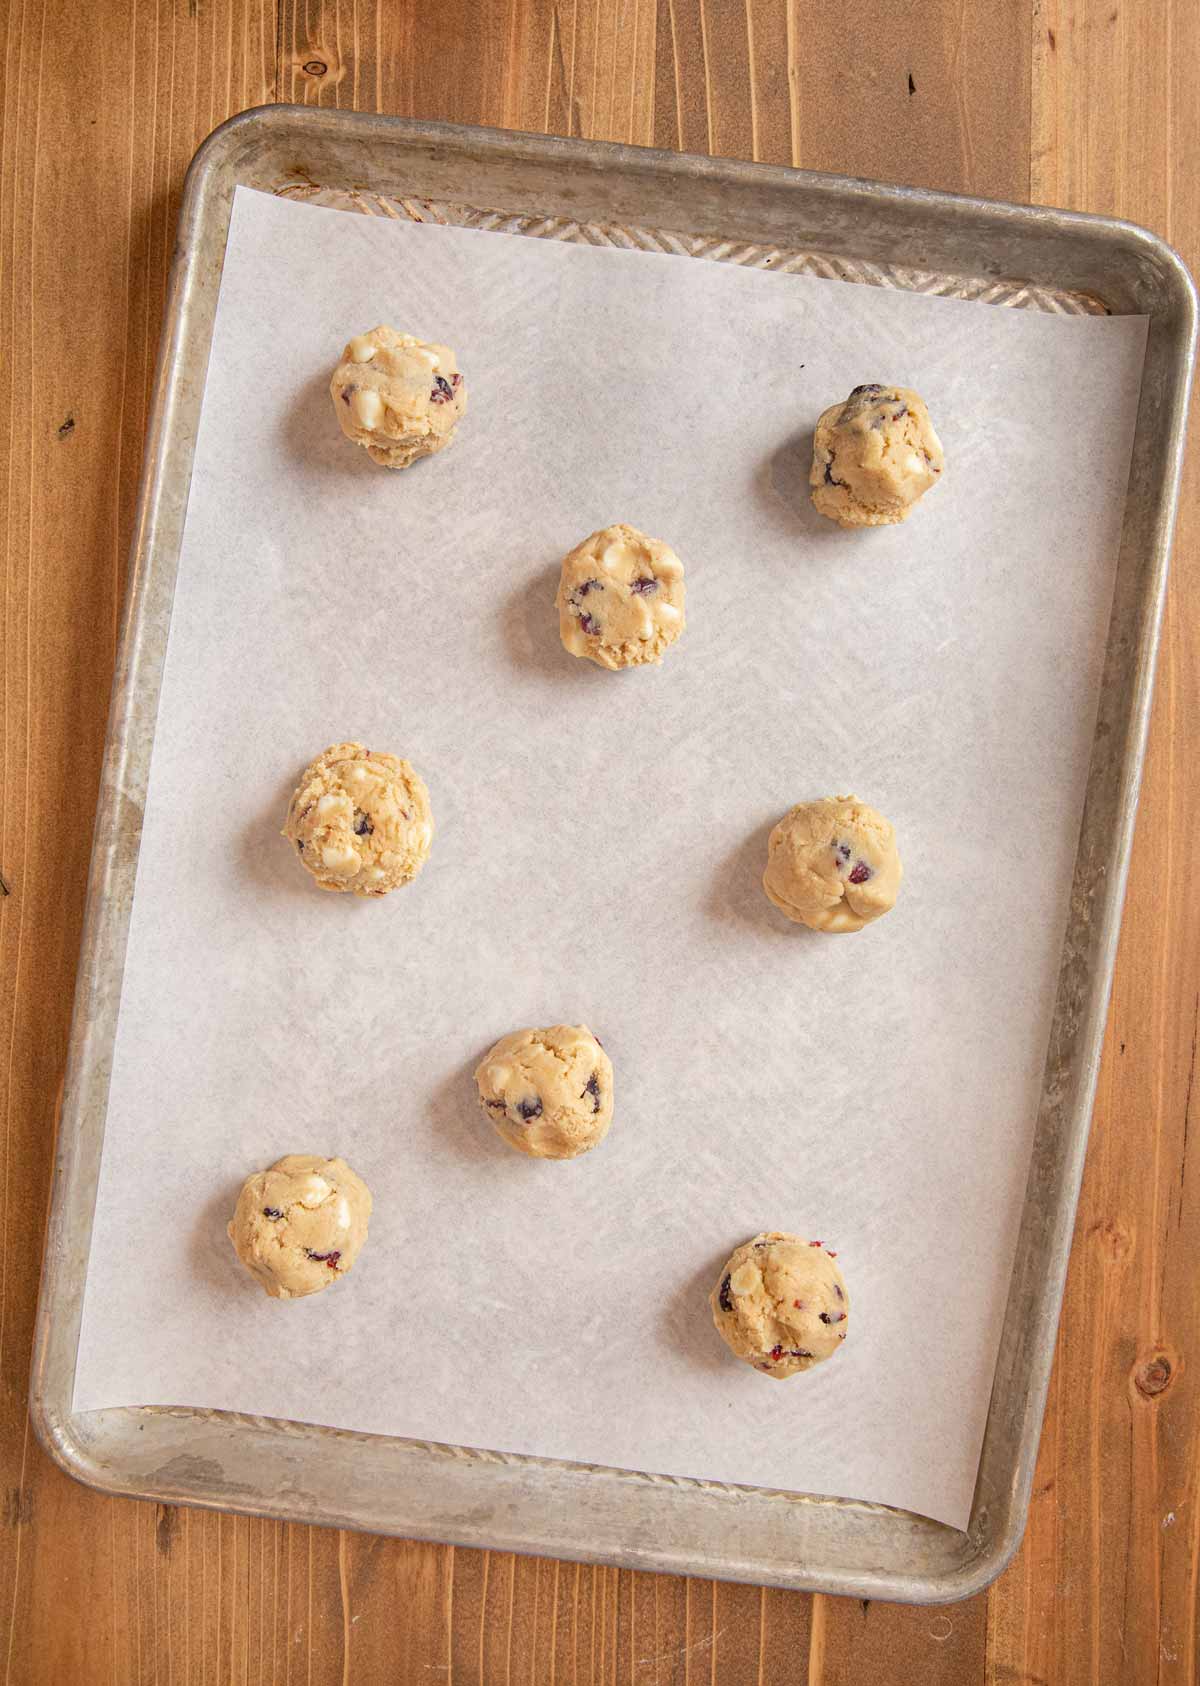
[
  {"xmin": 810, "ymin": 384, "xmax": 944, "ymax": 527},
  {"xmin": 475, "ymin": 1024, "xmax": 614, "ymax": 1159},
  {"xmin": 283, "ymin": 741, "xmax": 433, "ymax": 897},
  {"xmin": 227, "ymin": 1154, "xmax": 372, "ymax": 1300},
  {"xmin": 556, "ymin": 524, "xmax": 686, "ymax": 670},
  {"xmin": 330, "ymin": 326, "xmax": 467, "ymax": 469},
  {"xmin": 763, "ymin": 794, "xmax": 902, "ymax": 933},
  {"xmin": 710, "ymin": 1232, "xmax": 849, "ymax": 1378}
]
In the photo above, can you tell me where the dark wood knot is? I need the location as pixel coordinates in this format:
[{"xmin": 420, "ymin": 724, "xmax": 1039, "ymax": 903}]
[{"xmin": 1135, "ymin": 1354, "xmax": 1173, "ymax": 1398}]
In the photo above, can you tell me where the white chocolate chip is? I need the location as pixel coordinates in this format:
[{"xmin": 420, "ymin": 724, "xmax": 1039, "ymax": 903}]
[
  {"xmin": 903, "ymin": 453, "xmax": 925, "ymax": 477},
  {"xmin": 347, "ymin": 335, "xmax": 377, "ymax": 363},
  {"xmin": 730, "ymin": 1264, "xmax": 760, "ymax": 1296},
  {"xmin": 410, "ymin": 345, "xmax": 440, "ymax": 369},
  {"xmin": 297, "ymin": 1176, "xmax": 331, "ymax": 1207},
  {"xmin": 412, "ymin": 821, "xmax": 432, "ymax": 850},
  {"xmin": 490, "ymin": 1065, "xmax": 513, "ymax": 1091},
  {"xmin": 352, "ymin": 388, "xmax": 384, "ymax": 430},
  {"xmin": 321, "ymin": 842, "xmax": 361, "ymax": 876},
  {"xmin": 659, "ymin": 602, "xmax": 682, "ymax": 622},
  {"xmin": 316, "ymin": 791, "xmax": 351, "ymax": 819},
  {"xmin": 601, "ymin": 541, "xmax": 638, "ymax": 573},
  {"xmin": 368, "ymin": 867, "xmax": 386, "ymax": 883},
  {"xmin": 655, "ymin": 553, "xmax": 684, "ymax": 579}
]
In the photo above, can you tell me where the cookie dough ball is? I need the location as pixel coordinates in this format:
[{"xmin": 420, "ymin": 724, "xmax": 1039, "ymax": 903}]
[
  {"xmin": 227, "ymin": 1154, "xmax": 372, "ymax": 1300},
  {"xmin": 475, "ymin": 1024, "xmax": 614, "ymax": 1159},
  {"xmin": 810, "ymin": 384, "xmax": 943, "ymax": 527},
  {"xmin": 711, "ymin": 1232, "xmax": 849, "ymax": 1378},
  {"xmin": 330, "ymin": 326, "xmax": 467, "ymax": 469},
  {"xmin": 283, "ymin": 741, "xmax": 433, "ymax": 897},
  {"xmin": 556, "ymin": 524, "xmax": 685, "ymax": 670},
  {"xmin": 763, "ymin": 795, "xmax": 901, "ymax": 933}
]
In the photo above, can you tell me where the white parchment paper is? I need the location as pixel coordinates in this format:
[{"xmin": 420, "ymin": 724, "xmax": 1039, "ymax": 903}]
[{"xmin": 73, "ymin": 187, "xmax": 1148, "ymax": 1530}]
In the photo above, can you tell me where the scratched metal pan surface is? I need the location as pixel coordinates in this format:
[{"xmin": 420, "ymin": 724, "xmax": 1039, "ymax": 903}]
[{"xmin": 29, "ymin": 106, "xmax": 1196, "ymax": 1603}]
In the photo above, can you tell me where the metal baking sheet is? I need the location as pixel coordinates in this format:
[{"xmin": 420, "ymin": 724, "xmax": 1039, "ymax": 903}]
[{"xmin": 30, "ymin": 106, "xmax": 1196, "ymax": 1602}]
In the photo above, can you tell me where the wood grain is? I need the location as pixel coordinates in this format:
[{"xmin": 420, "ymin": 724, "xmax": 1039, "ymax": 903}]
[{"xmin": 1, "ymin": 2, "xmax": 1196, "ymax": 1680}]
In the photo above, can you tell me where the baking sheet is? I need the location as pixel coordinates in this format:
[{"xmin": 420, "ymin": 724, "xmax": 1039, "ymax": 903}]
[{"xmin": 73, "ymin": 186, "xmax": 1148, "ymax": 1531}]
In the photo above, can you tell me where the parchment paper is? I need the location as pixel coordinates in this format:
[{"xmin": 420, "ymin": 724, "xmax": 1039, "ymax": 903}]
[{"xmin": 73, "ymin": 186, "xmax": 1148, "ymax": 1530}]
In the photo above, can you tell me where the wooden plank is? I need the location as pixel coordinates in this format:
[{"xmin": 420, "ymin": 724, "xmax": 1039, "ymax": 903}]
[
  {"xmin": 1, "ymin": 1, "xmax": 1197, "ymax": 1680},
  {"xmin": 988, "ymin": 0, "xmax": 1200, "ymax": 1681}
]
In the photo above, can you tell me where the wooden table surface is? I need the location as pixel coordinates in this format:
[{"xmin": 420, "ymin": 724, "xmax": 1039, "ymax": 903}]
[{"xmin": 2, "ymin": 2, "xmax": 1197, "ymax": 1680}]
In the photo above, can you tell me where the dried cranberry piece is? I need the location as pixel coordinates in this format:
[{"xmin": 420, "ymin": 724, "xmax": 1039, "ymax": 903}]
[
  {"xmin": 262, "ymin": 1207, "xmax": 283, "ymax": 1220},
  {"xmin": 353, "ymin": 810, "xmax": 373, "ymax": 837},
  {"xmin": 305, "ymin": 1249, "xmax": 341, "ymax": 1269},
  {"xmin": 718, "ymin": 1275, "xmax": 733, "ymax": 1313},
  {"xmin": 848, "ymin": 861, "xmax": 872, "ymax": 885},
  {"xmin": 516, "ymin": 1096, "xmax": 543, "ymax": 1122},
  {"xmin": 583, "ymin": 1072, "xmax": 602, "ymax": 1113},
  {"xmin": 430, "ymin": 374, "xmax": 455, "ymax": 403},
  {"xmin": 629, "ymin": 576, "xmax": 659, "ymax": 596}
]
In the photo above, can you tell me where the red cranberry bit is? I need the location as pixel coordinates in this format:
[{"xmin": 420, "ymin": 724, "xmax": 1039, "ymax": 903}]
[
  {"xmin": 834, "ymin": 1283, "xmax": 844, "ymax": 1300},
  {"xmin": 769, "ymin": 1345, "xmax": 784, "ymax": 1361},
  {"xmin": 809, "ymin": 1240, "xmax": 823, "ymax": 1248},
  {"xmin": 450, "ymin": 372, "xmax": 462, "ymax": 389},
  {"xmin": 430, "ymin": 374, "xmax": 455, "ymax": 403},
  {"xmin": 790, "ymin": 1349, "xmax": 813, "ymax": 1359},
  {"xmin": 262, "ymin": 1207, "xmax": 283, "ymax": 1220},
  {"xmin": 352, "ymin": 809, "xmax": 373, "ymax": 837},
  {"xmin": 579, "ymin": 612, "xmax": 600, "ymax": 637},
  {"xmin": 628, "ymin": 576, "xmax": 659, "ymax": 596},
  {"xmin": 576, "ymin": 578, "xmax": 604, "ymax": 597},
  {"xmin": 340, "ymin": 388, "xmax": 353, "ymax": 404},
  {"xmin": 583, "ymin": 1072, "xmax": 602, "ymax": 1113},
  {"xmin": 485, "ymin": 1098, "xmax": 506, "ymax": 1111},
  {"xmin": 516, "ymin": 1096, "xmax": 543, "ymax": 1122},
  {"xmin": 850, "ymin": 384, "xmax": 885, "ymax": 397},
  {"xmin": 793, "ymin": 1299, "xmax": 805, "ymax": 1310},
  {"xmin": 719, "ymin": 1274, "xmax": 733, "ymax": 1313},
  {"xmin": 305, "ymin": 1249, "xmax": 342, "ymax": 1269},
  {"xmin": 827, "ymin": 1250, "xmax": 838, "ymax": 1258},
  {"xmin": 848, "ymin": 861, "xmax": 872, "ymax": 885},
  {"xmin": 295, "ymin": 840, "xmax": 304, "ymax": 852}
]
